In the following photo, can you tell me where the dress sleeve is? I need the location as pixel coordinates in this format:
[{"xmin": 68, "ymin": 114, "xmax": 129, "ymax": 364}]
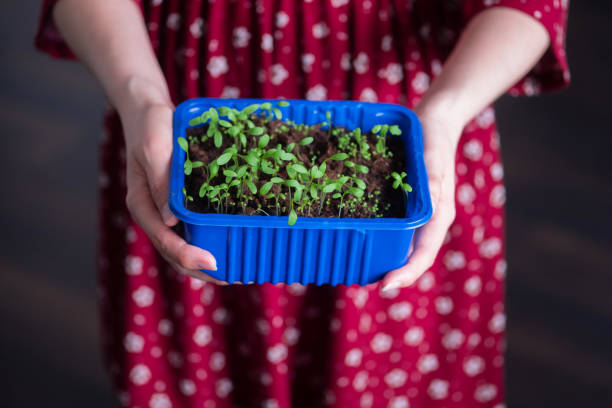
[
  {"xmin": 34, "ymin": 0, "xmax": 76, "ymax": 59},
  {"xmin": 463, "ymin": 0, "xmax": 570, "ymax": 96}
]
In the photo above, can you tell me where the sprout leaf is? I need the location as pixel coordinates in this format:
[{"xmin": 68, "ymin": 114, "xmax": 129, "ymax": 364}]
[{"xmin": 177, "ymin": 137, "xmax": 189, "ymax": 152}]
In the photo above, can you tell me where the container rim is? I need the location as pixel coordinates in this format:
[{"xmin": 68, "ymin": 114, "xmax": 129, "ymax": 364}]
[{"xmin": 169, "ymin": 98, "xmax": 433, "ymax": 231}]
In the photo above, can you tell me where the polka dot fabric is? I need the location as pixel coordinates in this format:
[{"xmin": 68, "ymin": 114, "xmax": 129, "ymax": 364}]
[{"xmin": 36, "ymin": 1, "xmax": 569, "ymax": 407}]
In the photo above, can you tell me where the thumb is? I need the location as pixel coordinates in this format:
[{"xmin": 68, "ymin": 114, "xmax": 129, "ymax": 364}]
[
  {"xmin": 423, "ymin": 149, "xmax": 445, "ymax": 212},
  {"xmin": 141, "ymin": 106, "xmax": 179, "ymax": 227},
  {"xmin": 145, "ymin": 145, "xmax": 178, "ymax": 227}
]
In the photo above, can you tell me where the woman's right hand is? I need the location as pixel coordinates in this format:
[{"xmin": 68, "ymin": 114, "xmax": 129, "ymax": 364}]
[
  {"xmin": 118, "ymin": 78, "xmax": 223, "ymax": 284},
  {"xmin": 381, "ymin": 109, "xmax": 460, "ymax": 291}
]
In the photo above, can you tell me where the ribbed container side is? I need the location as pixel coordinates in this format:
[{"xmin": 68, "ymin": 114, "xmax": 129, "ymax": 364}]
[{"xmin": 223, "ymin": 227, "xmax": 373, "ymax": 285}]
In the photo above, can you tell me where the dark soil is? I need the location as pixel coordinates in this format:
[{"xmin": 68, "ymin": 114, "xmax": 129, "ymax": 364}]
[{"xmin": 184, "ymin": 117, "xmax": 407, "ymax": 218}]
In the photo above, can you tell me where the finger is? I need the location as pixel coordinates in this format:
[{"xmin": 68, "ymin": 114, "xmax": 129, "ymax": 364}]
[
  {"xmin": 169, "ymin": 261, "xmax": 228, "ymax": 285},
  {"xmin": 126, "ymin": 167, "xmax": 218, "ymax": 272},
  {"xmin": 381, "ymin": 200, "xmax": 454, "ymax": 291},
  {"xmin": 140, "ymin": 105, "xmax": 179, "ymax": 227}
]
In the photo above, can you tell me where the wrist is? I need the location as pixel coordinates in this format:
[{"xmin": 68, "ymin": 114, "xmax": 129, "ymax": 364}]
[
  {"xmin": 113, "ymin": 75, "xmax": 172, "ymax": 118},
  {"xmin": 415, "ymin": 89, "xmax": 468, "ymax": 130},
  {"xmin": 414, "ymin": 91, "xmax": 468, "ymax": 152}
]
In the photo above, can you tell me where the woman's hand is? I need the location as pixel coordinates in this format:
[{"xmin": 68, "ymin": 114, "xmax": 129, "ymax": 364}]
[
  {"xmin": 381, "ymin": 109, "xmax": 461, "ymax": 291},
  {"xmin": 380, "ymin": 7, "xmax": 551, "ymax": 291},
  {"xmin": 52, "ymin": 1, "xmax": 225, "ymax": 283},
  {"xmin": 119, "ymin": 79, "xmax": 223, "ymax": 284}
]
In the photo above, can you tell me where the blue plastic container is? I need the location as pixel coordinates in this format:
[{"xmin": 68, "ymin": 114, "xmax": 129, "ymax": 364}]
[{"xmin": 170, "ymin": 98, "xmax": 432, "ymax": 286}]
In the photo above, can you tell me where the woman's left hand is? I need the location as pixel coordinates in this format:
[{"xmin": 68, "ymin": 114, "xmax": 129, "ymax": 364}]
[
  {"xmin": 381, "ymin": 109, "xmax": 461, "ymax": 291},
  {"xmin": 379, "ymin": 4, "xmax": 555, "ymax": 291}
]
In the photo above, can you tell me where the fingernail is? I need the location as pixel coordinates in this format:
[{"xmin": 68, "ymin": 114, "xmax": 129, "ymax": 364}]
[
  {"xmin": 198, "ymin": 261, "xmax": 217, "ymax": 271},
  {"xmin": 382, "ymin": 280, "xmax": 401, "ymax": 292}
]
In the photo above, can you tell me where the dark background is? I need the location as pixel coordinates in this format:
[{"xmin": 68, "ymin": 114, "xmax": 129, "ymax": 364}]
[{"xmin": 1, "ymin": 1, "xmax": 610, "ymax": 407}]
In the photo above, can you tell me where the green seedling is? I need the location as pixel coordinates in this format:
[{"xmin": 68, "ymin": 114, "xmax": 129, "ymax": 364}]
[
  {"xmin": 372, "ymin": 124, "xmax": 401, "ymax": 157},
  {"xmin": 390, "ymin": 171, "xmax": 412, "ymax": 192},
  {"xmin": 181, "ymin": 101, "xmax": 409, "ymax": 223},
  {"xmin": 178, "ymin": 137, "xmax": 204, "ymax": 175},
  {"xmin": 324, "ymin": 110, "xmax": 333, "ymax": 138},
  {"xmin": 390, "ymin": 171, "xmax": 412, "ymax": 210}
]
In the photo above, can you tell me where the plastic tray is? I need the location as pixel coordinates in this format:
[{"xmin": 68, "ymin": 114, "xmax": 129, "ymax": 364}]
[{"xmin": 170, "ymin": 98, "xmax": 432, "ymax": 286}]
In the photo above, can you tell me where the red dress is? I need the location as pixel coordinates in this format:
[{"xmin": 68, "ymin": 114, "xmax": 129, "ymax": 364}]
[{"xmin": 36, "ymin": 1, "xmax": 569, "ymax": 407}]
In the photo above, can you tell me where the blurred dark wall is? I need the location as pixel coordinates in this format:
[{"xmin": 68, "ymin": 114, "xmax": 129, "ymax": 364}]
[
  {"xmin": 0, "ymin": 1, "xmax": 114, "ymax": 407},
  {"xmin": 0, "ymin": 1, "xmax": 610, "ymax": 407},
  {"xmin": 497, "ymin": 3, "xmax": 612, "ymax": 406}
]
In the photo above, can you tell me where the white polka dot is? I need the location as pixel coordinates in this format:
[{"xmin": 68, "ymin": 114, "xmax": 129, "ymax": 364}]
[
  {"xmin": 378, "ymin": 63, "xmax": 404, "ymax": 85},
  {"xmin": 370, "ymin": 333, "xmax": 393, "ymax": 353},
  {"xmin": 359, "ymin": 313, "xmax": 372, "ymax": 333},
  {"xmin": 215, "ymin": 378, "xmax": 233, "ymax": 398},
  {"xmin": 129, "ymin": 364, "xmax": 151, "ymax": 385},
  {"xmin": 443, "ymin": 250, "xmax": 466, "ymax": 270},
  {"xmin": 306, "ymin": 84, "xmax": 327, "ymax": 100},
  {"xmin": 283, "ymin": 327, "xmax": 300, "ymax": 345},
  {"xmin": 125, "ymin": 256, "xmax": 143, "ymax": 275},
  {"xmin": 207, "ymin": 56, "xmax": 228, "ymax": 78},
  {"xmin": 489, "ymin": 312, "xmax": 506, "ymax": 333},
  {"xmin": 388, "ymin": 396, "xmax": 409, "ymax": 408},
  {"xmin": 427, "ymin": 379, "xmax": 449, "ymax": 400},
  {"xmin": 312, "ymin": 22, "xmax": 330, "ymax": 38},
  {"xmin": 479, "ymin": 237, "xmax": 502, "ymax": 258},
  {"xmin": 193, "ymin": 325, "xmax": 212, "ymax": 347},
  {"xmin": 167, "ymin": 13, "xmax": 181, "ymax": 30},
  {"xmin": 490, "ymin": 162, "xmax": 504, "ymax": 181},
  {"xmin": 263, "ymin": 399, "xmax": 279, "ymax": 408},
  {"xmin": 189, "ymin": 17, "xmax": 204, "ymax": 38},
  {"xmin": 180, "ymin": 379, "xmax": 196, "ymax": 396},
  {"xmin": 359, "ymin": 87, "xmax": 378, "ymax": 102},
  {"xmin": 381, "ymin": 35, "xmax": 393, "ymax": 51},
  {"xmin": 124, "ymin": 332, "xmax": 144, "ymax": 353},
  {"xmin": 269, "ymin": 64, "xmax": 289, "ymax": 85},
  {"xmin": 490, "ymin": 185, "xmax": 506, "ymax": 208},
  {"xmin": 360, "ymin": 392, "xmax": 374, "ymax": 408},
  {"xmin": 463, "ymin": 139, "xmax": 483, "ymax": 161},
  {"xmin": 232, "ymin": 27, "xmax": 251, "ymax": 48},
  {"xmin": 261, "ymin": 33, "xmax": 274, "ymax": 52},
  {"xmin": 463, "ymin": 356, "xmax": 485, "ymax": 377},
  {"xmin": 353, "ymin": 53, "xmax": 369, "ymax": 74},
  {"xmin": 210, "ymin": 352, "xmax": 225, "ymax": 371},
  {"xmin": 476, "ymin": 107, "xmax": 495, "ymax": 128},
  {"xmin": 345, "ymin": 348, "xmax": 363, "ymax": 367},
  {"xmin": 404, "ymin": 327, "xmax": 424, "ymax": 346},
  {"xmin": 411, "ymin": 72, "xmax": 429, "ymax": 93},
  {"xmin": 435, "ymin": 296, "xmax": 454, "ymax": 315},
  {"xmin": 301, "ymin": 53, "xmax": 315, "ymax": 72},
  {"xmin": 464, "ymin": 276, "xmax": 482, "ymax": 296},
  {"xmin": 336, "ymin": 376, "xmax": 350, "ymax": 387},
  {"xmin": 158, "ymin": 319, "xmax": 173, "ymax": 336},
  {"xmin": 267, "ymin": 343, "xmax": 288, "ymax": 364},
  {"xmin": 221, "ymin": 86, "xmax": 240, "ymax": 98},
  {"xmin": 417, "ymin": 354, "xmax": 439, "ymax": 374},
  {"xmin": 384, "ymin": 368, "xmax": 408, "ymax": 388},
  {"xmin": 417, "ymin": 271, "xmax": 435, "ymax": 291},
  {"xmin": 388, "ymin": 301, "xmax": 413, "ymax": 321},
  {"xmin": 275, "ymin": 11, "xmax": 290, "ymax": 28},
  {"xmin": 475, "ymin": 384, "xmax": 498, "ymax": 402},
  {"xmin": 149, "ymin": 393, "xmax": 172, "ymax": 408},
  {"xmin": 442, "ymin": 329, "xmax": 465, "ymax": 350}
]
